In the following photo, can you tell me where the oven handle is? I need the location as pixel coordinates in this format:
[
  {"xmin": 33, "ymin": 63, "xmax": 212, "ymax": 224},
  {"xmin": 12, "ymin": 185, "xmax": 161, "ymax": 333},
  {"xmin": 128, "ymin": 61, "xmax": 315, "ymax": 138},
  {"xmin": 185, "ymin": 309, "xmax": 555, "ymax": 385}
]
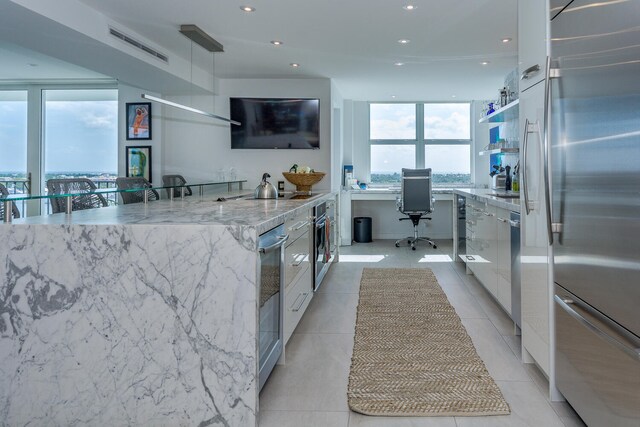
[{"xmin": 259, "ymin": 234, "xmax": 289, "ymax": 253}]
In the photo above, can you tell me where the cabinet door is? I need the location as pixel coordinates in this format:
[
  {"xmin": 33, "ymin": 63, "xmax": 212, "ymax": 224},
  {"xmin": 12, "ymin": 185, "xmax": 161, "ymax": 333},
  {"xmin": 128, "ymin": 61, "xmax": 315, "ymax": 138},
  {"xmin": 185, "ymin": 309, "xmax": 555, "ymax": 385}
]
[
  {"xmin": 284, "ymin": 224, "xmax": 312, "ymax": 344},
  {"xmin": 496, "ymin": 208, "xmax": 512, "ymax": 314},
  {"xmin": 284, "ymin": 266, "xmax": 312, "ymax": 344},
  {"xmin": 518, "ymin": 0, "xmax": 549, "ymax": 91},
  {"xmin": 475, "ymin": 203, "xmax": 498, "ymax": 298},
  {"xmin": 519, "ymin": 82, "xmax": 551, "ymax": 376},
  {"xmin": 284, "ymin": 229, "xmax": 311, "ymax": 292},
  {"xmin": 464, "ymin": 199, "xmax": 480, "ymax": 271}
]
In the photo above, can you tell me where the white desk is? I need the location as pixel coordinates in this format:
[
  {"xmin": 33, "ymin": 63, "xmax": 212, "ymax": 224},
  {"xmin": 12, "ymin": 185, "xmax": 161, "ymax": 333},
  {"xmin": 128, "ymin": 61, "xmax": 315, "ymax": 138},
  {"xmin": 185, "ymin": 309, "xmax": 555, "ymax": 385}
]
[{"xmin": 340, "ymin": 188, "xmax": 458, "ymax": 259}]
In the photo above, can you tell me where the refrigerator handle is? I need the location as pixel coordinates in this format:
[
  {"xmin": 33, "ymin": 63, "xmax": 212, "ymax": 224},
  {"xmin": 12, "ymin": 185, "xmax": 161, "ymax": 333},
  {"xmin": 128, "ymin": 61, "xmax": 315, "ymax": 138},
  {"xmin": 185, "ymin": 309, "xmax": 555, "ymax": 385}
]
[
  {"xmin": 554, "ymin": 295, "xmax": 640, "ymax": 361},
  {"xmin": 522, "ymin": 118, "xmax": 532, "ymax": 215},
  {"xmin": 543, "ymin": 55, "xmax": 554, "ymax": 245}
]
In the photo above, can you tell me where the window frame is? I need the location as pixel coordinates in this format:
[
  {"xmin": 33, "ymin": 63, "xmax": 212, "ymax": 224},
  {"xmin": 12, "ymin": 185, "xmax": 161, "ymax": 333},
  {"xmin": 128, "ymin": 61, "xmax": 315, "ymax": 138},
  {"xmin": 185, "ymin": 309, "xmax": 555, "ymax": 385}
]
[
  {"xmin": 368, "ymin": 101, "xmax": 472, "ymax": 186},
  {"xmin": 0, "ymin": 82, "xmax": 118, "ymax": 215}
]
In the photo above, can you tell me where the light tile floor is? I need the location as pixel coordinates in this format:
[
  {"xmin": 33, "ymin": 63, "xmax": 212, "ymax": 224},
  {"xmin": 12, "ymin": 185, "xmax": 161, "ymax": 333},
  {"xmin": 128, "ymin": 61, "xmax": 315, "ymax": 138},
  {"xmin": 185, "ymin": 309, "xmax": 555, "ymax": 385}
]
[{"xmin": 258, "ymin": 240, "xmax": 587, "ymax": 427}]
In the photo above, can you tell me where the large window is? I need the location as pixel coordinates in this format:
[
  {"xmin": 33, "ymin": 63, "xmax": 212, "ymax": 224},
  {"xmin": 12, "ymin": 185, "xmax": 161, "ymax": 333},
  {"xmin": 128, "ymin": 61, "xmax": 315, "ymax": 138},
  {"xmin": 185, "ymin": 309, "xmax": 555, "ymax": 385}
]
[
  {"xmin": 0, "ymin": 91, "xmax": 28, "ymax": 216},
  {"xmin": 369, "ymin": 102, "xmax": 471, "ymax": 185},
  {"xmin": 0, "ymin": 90, "xmax": 28, "ymax": 180},
  {"xmin": 43, "ymin": 89, "xmax": 118, "ymax": 207}
]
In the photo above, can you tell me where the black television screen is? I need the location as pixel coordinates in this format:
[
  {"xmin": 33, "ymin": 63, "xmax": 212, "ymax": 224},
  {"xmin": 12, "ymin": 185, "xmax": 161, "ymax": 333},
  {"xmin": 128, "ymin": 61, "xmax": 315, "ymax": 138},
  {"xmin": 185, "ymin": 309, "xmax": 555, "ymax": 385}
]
[{"xmin": 230, "ymin": 98, "xmax": 320, "ymax": 149}]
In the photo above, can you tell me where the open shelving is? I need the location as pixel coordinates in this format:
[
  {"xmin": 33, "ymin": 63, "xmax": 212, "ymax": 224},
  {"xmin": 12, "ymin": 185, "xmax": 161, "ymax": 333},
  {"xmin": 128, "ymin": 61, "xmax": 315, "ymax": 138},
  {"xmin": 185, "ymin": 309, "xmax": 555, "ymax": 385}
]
[{"xmin": 478, "ymin": 99, "xmax": 519, "ymax": 123}]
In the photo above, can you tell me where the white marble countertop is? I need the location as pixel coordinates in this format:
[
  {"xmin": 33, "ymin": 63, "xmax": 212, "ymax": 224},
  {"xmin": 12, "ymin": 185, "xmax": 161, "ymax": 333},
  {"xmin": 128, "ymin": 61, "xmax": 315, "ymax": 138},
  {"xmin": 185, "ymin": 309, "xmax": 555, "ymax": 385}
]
[
  {"xmin": 9, "ymin": 191, "xmax": 337, "ymax": 234},
  {"xmin": 453, "ymin": 188, "xmax": 521, "ymax": 212}
]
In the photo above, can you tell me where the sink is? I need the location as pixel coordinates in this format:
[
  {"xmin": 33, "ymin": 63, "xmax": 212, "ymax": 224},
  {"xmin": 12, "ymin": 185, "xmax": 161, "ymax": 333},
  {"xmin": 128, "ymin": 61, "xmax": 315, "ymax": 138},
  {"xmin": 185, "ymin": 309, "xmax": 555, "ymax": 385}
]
[{"xmin": 492, "ymin": 193, "xmax": 520, "ymax": 199}]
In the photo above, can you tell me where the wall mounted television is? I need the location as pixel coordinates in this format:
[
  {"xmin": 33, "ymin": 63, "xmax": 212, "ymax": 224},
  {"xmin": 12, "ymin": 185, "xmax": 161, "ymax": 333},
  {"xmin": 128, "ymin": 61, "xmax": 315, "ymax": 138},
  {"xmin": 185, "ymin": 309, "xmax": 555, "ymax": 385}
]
[{"xmin": 230, "ymin": 98, "xmax": 320, "ymax": 149}]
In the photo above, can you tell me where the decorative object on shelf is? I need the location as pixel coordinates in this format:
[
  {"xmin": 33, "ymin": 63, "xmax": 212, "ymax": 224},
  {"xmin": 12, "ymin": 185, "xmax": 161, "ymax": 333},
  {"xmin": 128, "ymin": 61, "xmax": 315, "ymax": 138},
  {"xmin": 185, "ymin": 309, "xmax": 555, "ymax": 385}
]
[
  {"xmin": 289, "ymin": 164, "xmax": 298, "ymax": 173},
  {"xmin": 126, "ymin": 146, "xmax": 152, "ymax": 182},
  {"xmin": 126, "ymin": 102, "xmax": 152, "ymax": 140},
  {"xmin": 512, "ymin": 162, "xmax": 520, "ymax": 193},
  {"xmin": 282, "ymin": 171, "xmax": 325, "ymax": 192},
  {"xmin": 486, "ymin": 102, "xmax": 495, "ymax": 115},
  {"xmin": 343, "ymin": 164, "xmax": 354, "ymax": 187},
  {"xmin": 500, "ymin": 87, "xmax": 509, "ymax": 107}
]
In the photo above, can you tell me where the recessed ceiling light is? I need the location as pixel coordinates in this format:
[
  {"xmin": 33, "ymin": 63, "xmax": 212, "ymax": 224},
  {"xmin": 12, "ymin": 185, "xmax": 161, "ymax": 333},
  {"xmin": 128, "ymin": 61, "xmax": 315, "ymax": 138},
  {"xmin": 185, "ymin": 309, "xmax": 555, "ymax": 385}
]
[
  {"xmin": 391, "ymin": 95, "xmax": 397, "ymax": 98},
  {"xmin": 403, "ymin": 4, "xmax": 417, "ymax": 10},
  {"xmin": 240, "ymin": 6, "xmax": 255, "ymax": 12},
  {"xmin": 481, "ymin": 61, "xmax": 490, "ymax": 65},
  {"xmin": 398, "ymin": 39, "xmax": 410, "ymax": 44},
  {"xmin": 452, "ymin": 95, "xmax": 457, "ymax": 98},
  {"xmin": 394, "ymin": 62, "xmax": 405, "ymax": 66},
  {"xmin": 290, "ymin": 63, "xmax": 300, "ymax": 68},
  {"xmin": 270, "ymin": 40, "xmax": 283, "ymax": 46},
  {"xmin": 501, "ymin": 37, "xmax": 512, "ymax": 43}
]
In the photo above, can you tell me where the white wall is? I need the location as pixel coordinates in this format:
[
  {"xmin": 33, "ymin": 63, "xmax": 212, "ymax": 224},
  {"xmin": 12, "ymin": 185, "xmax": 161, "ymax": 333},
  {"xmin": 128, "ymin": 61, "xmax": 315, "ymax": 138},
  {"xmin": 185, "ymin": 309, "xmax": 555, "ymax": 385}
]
[
  {"xmin": 351, "ymin": 101, "xmax": 369, "ymax": 183},
  {"xmin": 162, "ymin": 78, "xmax": 333, "ymax": 191},
  {"xmin": 118, "ymin": 83, "xmax": 162, "ymax": 185},
  {"xmin": 330, "ymin": 80, "xmax": 344, "ymax": 191},
  {"xmin": 472, "ymin": 100, "xmax": 491, "ymax": 188}
]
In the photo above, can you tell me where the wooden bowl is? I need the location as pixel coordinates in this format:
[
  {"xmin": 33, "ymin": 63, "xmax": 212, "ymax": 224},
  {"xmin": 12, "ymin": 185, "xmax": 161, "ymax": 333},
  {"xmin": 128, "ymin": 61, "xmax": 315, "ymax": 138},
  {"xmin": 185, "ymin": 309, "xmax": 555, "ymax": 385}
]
[{"xmin": 282, "ymin": 172, "xmax": 326, "ymax": 192}]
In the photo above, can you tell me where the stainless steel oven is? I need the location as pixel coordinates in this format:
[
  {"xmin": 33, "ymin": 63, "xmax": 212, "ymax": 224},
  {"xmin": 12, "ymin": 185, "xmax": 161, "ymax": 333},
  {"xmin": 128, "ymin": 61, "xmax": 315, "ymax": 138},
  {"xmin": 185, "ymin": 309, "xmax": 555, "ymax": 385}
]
[
  {"xmin": 258, "ymin": 224, "xmax": 288, "ymax": 391},
  {"xmin": 313, "ymin": 200, "xmax": 336, "ymax": 291}
]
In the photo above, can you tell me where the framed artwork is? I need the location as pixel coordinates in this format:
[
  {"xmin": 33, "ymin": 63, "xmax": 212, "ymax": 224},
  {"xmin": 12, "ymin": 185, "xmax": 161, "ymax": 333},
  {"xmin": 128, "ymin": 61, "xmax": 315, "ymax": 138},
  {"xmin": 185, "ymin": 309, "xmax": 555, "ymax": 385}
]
[
  {"xmin": 126, "ymin": 102, "xmax": 152, "ymax": 140},
  {"xmin": 126, "ymin": 146, "xmax": 152, "ymax": 182}
]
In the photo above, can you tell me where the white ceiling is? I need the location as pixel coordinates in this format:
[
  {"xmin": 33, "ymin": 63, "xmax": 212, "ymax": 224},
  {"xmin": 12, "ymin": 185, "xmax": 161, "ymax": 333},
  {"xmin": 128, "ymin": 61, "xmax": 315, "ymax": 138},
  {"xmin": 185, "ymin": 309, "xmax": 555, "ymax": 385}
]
[
  {"xmin": 76, "ymin": 0, "xmax": 518, "ymax": 101},
  {"xmin": 0, "ymin": 42, "xmax": 109, "ymax": 82}
]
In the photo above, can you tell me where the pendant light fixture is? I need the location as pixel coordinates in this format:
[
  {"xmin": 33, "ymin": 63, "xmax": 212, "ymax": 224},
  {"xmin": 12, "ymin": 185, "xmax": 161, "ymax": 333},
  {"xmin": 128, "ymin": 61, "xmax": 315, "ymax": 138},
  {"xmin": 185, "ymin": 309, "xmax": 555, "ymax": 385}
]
[{"xmin": 141, "ymin": 24, "xmax": 240, "ymax": 126}]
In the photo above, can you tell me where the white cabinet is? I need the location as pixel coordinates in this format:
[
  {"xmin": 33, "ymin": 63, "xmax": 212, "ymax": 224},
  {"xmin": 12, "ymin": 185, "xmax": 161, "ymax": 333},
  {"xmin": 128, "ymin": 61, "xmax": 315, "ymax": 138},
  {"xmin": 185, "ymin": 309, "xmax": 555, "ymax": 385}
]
[
  {"xmin": 519, "ymin": 80, "xmax": 551, "ymax": 377},
  {"xmin": 496, "ymin": 208, "xmax": 512, "ymax": 315},
  {"xmin": 518, "ymin": 0, "xmax": 549, "ymax": 91},
  {"xmin": 463, "ymin": 198, "xmax": 515, "ymax": 317},
  {"xmin": 475, "ymin": 204, "xmax": 498, "ymax": 297},
  {"xmin": 283, "ymin": 209, "xmax": 313, "ymax": 344}
]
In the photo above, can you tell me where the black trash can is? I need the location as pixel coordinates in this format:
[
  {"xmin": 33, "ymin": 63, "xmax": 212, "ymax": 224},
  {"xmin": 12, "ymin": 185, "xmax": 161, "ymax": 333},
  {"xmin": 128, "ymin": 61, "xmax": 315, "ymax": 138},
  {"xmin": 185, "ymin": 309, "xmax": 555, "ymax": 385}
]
[{"xmin": 353, "ymin": 217, "xmax": 372, "ymax": 243}]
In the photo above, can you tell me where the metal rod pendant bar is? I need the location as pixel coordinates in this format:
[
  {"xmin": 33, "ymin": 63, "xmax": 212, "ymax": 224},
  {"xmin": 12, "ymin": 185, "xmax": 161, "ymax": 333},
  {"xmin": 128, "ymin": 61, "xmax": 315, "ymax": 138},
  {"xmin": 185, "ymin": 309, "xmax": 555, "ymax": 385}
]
[
  {"xmin": 65, "ymin": 196, "xmax": 73, "ymax": 215},
  {"xmin": 141, "ymin": 94, "xmax": 241, "ymax": 126}
]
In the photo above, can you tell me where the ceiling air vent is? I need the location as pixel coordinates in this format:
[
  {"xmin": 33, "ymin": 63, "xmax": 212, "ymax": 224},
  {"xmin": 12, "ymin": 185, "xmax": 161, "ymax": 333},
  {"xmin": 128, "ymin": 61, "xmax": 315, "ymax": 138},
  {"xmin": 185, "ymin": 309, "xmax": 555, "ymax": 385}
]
[{"xmin": 109, "ymin": 27, "xmax": 169, "ymax": 63}]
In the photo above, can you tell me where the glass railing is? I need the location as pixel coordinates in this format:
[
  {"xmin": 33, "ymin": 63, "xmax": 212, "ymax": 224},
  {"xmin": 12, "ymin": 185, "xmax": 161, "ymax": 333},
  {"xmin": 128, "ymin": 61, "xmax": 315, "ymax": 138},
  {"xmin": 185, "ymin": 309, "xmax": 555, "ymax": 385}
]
[{"xmin": 0, "ymin": 180, "xmax": 247, "ymax": 223}]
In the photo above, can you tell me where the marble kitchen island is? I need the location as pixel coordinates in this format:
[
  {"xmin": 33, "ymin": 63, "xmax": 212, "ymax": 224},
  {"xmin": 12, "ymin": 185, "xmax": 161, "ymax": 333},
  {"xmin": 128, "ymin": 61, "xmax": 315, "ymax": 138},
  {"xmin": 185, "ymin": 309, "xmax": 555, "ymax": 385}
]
[{"xmin": 0, "ymin": 192, "xmax": 336, "ymax": 426}]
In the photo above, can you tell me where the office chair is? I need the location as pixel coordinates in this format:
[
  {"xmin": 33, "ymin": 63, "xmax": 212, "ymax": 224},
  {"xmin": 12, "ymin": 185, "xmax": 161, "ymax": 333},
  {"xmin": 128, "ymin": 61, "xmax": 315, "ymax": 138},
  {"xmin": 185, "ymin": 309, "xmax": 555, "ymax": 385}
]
[
  {"xmin": 46, "ymin": 178, "xmax": 108, "ymax": 214},
  {"xmin": 162, "ymin": 174, "xmax": 192, "ymax": 198},
  {"xmin": 115, "ymin": 177, "xmax": 160, "ymax": 204},
  {"xmin": 0, "ymin": 183, "xmax": 20, "ymax": 220},
  {"xmin": 395, "ymin": 168, "xmax": 437, "ymax": 250}
]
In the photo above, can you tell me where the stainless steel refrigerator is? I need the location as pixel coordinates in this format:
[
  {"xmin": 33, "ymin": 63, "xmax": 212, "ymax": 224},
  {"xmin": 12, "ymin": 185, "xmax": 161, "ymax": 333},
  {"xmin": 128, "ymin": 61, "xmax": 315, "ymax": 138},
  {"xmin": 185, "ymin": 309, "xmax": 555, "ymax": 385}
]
[{"xmin": 548, "ymin": 1, "xmax": 640, "ymax": 425}]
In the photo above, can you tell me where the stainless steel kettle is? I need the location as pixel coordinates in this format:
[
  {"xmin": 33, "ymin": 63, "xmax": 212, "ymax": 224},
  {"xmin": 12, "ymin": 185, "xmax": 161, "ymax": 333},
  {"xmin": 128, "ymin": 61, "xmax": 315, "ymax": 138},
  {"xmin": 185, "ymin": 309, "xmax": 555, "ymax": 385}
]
[{"xmin": 254, "ymin": 173, "xmax": 278, "ymax": 199}]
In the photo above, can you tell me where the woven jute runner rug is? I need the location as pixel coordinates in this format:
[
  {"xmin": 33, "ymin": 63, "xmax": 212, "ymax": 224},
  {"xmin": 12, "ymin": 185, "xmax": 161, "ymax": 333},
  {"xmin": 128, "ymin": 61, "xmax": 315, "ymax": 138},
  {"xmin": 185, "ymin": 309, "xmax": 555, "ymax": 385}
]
[{"xmin": 348, "ymin": 268, "xmax": 510, "ymax": 417}]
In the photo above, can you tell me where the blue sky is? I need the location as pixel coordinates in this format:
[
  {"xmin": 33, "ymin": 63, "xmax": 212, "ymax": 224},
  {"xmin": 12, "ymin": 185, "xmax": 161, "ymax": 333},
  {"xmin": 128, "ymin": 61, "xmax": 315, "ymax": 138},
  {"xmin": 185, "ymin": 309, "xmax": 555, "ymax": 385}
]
[{"xmin": 0, "ymin": 95, "xmax": 118, "ymax": 174}]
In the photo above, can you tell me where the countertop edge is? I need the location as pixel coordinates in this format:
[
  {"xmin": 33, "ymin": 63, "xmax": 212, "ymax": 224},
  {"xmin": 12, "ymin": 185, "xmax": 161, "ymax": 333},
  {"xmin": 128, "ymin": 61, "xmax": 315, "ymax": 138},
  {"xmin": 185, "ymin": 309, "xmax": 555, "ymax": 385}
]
[{"xmin": 453, "ymin": 189, "xmax": 521, "ymax": 213}]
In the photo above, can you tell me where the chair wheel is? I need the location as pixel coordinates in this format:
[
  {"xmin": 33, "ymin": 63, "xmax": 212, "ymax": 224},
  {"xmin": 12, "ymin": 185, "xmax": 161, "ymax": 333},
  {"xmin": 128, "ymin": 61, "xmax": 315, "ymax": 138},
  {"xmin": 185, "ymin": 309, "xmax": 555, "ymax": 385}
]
[
  {"xmin": 412, "ymin": 246, "xmax": 416, "ymax": 251},
  {"xmin": 395, "ymin": 243, "xmax": 399, "ymax": 247},
  {"xmin": 407, "ymin": 240, "xmax": 411, "ymax": 244}
]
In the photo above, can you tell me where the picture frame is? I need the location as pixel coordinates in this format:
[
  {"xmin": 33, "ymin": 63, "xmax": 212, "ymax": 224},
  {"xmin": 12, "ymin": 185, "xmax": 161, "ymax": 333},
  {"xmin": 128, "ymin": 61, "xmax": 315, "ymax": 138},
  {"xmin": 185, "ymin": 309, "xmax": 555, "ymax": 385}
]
[
  {"xmin": 126, "ymin": 146, "xmax": 152, "ymax": 182},
  {"xmin": 126, "ymin": 102, "xmax": 152, "ymax": 140}
]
